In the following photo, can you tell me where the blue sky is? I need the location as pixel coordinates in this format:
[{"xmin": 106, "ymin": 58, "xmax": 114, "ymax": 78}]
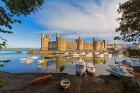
[{"xmin": 3, "ymin": 0, "xmax": 125, "ymax": 48}]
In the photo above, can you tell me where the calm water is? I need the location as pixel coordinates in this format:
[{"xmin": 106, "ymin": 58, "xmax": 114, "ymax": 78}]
[{"xmin": 0, "ymin": 50, "xmax": 127, "ymax": 76}]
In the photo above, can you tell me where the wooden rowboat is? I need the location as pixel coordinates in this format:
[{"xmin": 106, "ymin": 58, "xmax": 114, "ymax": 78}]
[
  {"xmin": 60, "ymin": 79, "xmax": 70, "ymax": 90},
  {"xmin": 30, "ymin": 75, "xmax": 52, "ymax": 85}
]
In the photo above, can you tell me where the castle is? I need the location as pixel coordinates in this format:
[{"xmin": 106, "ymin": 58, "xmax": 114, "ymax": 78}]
[{"xmin": 41, "ymin": 33, "xmax": 107, "ymax": 51}]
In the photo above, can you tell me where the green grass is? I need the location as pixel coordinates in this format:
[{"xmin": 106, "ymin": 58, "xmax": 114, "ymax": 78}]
[{"xmin": 0, "ymin": 79, "xmax": 6, "ymax": 87}]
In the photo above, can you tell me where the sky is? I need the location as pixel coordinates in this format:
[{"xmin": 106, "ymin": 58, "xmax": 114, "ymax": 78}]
[{"xmin": 3, "ymin": 0, "xmax": 126, "ymax": 48}]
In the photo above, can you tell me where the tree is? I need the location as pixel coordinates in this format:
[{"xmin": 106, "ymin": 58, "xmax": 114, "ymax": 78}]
[
  {"xmin": 116, "ymin": 0, "xmax": 140, "ymax": 43},
  {"xmin": 0, "ymin": 0, "xmax": 44, "ymax": 49}
]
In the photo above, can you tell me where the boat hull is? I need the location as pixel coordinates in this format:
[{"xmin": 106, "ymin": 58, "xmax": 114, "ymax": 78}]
[{"xmin": 30, "ymin": 75, "xmax": 52, "ymax": 85}]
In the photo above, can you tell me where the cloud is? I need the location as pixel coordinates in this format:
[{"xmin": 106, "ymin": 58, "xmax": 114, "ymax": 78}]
[{"xmin": 35, "ymin": 0, "xmax": 126, "ymax": 41}]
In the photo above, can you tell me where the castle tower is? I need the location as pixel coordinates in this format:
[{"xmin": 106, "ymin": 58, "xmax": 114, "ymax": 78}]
[
  {"xmin": 93, "ymin": 38, "xmax": 95, "ymax": 50},
  {"xmin": 41, "ymin": 33, "xmax": 49, "ymax": 50},
  {"xmin": 47, "ymin": 33, "xmax": 50, "ymax": 42},
  {"xmin": 56, "ymin": 32, "xmax": 59, "ymax": 38},
  {"xmin": 103, "ymin": 40, "xmax": 107, "ymax": 51},
  {"xmin": 76, "ymin": 37, "xmax": 84, "ymax": 50},
  {"xmin": 41, "ymin": 33, "xmax": 46, "ymax": 50},
  {"xmin": 42, "ymin": 33, "xmax": 45, "ymax": 38}
]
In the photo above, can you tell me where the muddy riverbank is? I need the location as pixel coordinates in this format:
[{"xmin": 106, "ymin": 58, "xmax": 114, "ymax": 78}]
[{"xmin": 0, "ymin": 73, "xmax": 140, "ymax": 93}]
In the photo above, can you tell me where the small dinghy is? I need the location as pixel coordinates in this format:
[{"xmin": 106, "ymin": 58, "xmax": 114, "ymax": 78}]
[
  {"xmin": 60, "ymin": 79, "xmax": 70, "ymax": 90},
  {"xmin": 30, "ymin": 75, "xmax": 52, "ymax": 85},
  {"xmin": 86, "ymin": 63, "xmax": 95, "ymax": 74}
]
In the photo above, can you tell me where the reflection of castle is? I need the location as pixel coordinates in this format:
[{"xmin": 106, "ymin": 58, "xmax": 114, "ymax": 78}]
[{"xmin": 41, "ymin": 33, "xmax": 107, "ymax": 51}]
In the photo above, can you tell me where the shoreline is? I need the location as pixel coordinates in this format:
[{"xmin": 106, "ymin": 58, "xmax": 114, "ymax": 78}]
[{"xmin": 0, "ymin": 73, "xmax": 140, "ymax": 93}]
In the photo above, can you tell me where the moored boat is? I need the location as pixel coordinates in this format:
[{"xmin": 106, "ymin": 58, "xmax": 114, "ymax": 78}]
[
  {"xmin": 108, "ymin": 54, "xmax": 112, "ymax": 57},
  {"xmin": 86, "ymin": 63, "xmax": 95, "ymax": 74},
  {"xmin": 37, "ymin": 59, "xmax": 46, "ymax": 64},
  {"xmin": 85, "ymin": 52, "xmax": 93, "ymax": 57},
  {"xmin": 60, "ymin": 79, "xmax": 70, "ymax": 90},
  {"xmin": 75, "ymin": 59, "xmax": 86, "ymax": 76},
  {"xmin": 0, "ymin": 59, "xmax": 10, "ymax": 62},
  {"xmin": 64, "ymin": 55, "xmax": 69, "ymax": 59},
  {"xmin": 44, "ymin": 55, "xmax": 54, "ymax": 59},
  {"xmin": 98, "ymin": 54, "xmax": 104, "ymax": 57},
  {"xmin": 103, "ymin": 52, "xmax": 108, "ymax": 55},
  {"xmin": 94, "ymin": 52, "xmax": 100, "ymax": 55},
  {"xmin": 73, "ymin": 53, "xmax": 80, "ymax": 57},
  {"xmin": 20, "ymin": 58, "xmax": 32, "ymax": 63},
  {"xmin": 109, "ymin": 64, "xmax": 134, "ymax": 78},
  {"xmin": 64, "ymin": 52, "xmax": 69, "ymax": 55},
  {"xmin": 79, "ymin": 52, "xmax": 86, "ymax": 56},
  {"xmin": 28, "ymin": 56, "xmax": 38, "ymax": 60}
]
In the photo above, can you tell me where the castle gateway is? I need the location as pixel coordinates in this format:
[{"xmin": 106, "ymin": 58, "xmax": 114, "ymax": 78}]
[{"xmin": 41, "ymin": 33, "xmax": 107, "ymax": 51}]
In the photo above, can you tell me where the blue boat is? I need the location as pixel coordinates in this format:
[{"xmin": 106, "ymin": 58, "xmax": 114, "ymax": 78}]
[
  {"xmin": 109, "ymin": 65, "xmax": 134, "ymax": 78},
  {"xmin": 46, "ymin": 60, "xmax": 53, "ymax": 65}
]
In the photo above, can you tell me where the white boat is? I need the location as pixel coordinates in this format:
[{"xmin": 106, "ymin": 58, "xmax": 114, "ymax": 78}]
[
  {"xmin": 37, "ymin": 59, "xmax": 45, "ymax": 64},
  {"xmin": 85, "ymin": 52, "xmax": 93, "ymax": 57},
  {"xmin": 20, "ymin": 58, "xmax": 33, "ymax": 64},
  {"xmin": 26, "ymin": 60, "xmax": 32, "ymax": 64},
  {"xmin": 64, "ymin": 52, "xmax": 69, "ymax": 56},
  {"xmin": 73, "ymin": 53, "xmax": 79, "ymax": 57},
  {"xmin": 28, "ymin": 56, "xmax": 38, "ymax": 60},
  {"xmin": 79, "ymin": 52, "xmax": 86, "ymax": 56},
  {"xmin": 20, "ymin": 58, "xmax": 27, "ymax": 62},
  {"xmin": 86, "ymin": 63, "xmax": 95, "ymax": 74},
  {"xmin": 103, "ymin": 52, "xmax": 108, "ymax": 55},
  {"xmin": 108, "ymin": 54, "xmax": 112, "ymax": 57},
  {"xmin": 98, "ymin": 54, "xmax": 104, "ymax": 57},
  {"xmin": 94, "ymin": 52, "xmax": 100, "ymax": 55},
  {"xmin": 75, "ymin": 59, "xmax": 86, "ymax": 76}
]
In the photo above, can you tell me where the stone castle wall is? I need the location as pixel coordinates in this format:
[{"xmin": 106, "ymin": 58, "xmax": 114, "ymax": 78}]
[
  {"xmin": 66, "ymin": 42, "xmax": 77, "ymax": 50},
  {"xmin": 57, "ymin": 37, "xmax": 67, "ymax": 51},
  {"xmin": 83, "ymin": 42, "xmax": 93, "ymax": 50},
  {"xmin": 41, "ymin": 33, "xmax": 107, "ymax": 51}
]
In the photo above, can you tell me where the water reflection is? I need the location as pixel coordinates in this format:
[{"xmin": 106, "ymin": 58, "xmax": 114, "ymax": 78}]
[
  {"xmin": 39, "ymin": 54, "xmax": 125, "ymax": 76},
  {"xmin": 0, "ymin": 50, "xmax": 126, "ymax": 75}
]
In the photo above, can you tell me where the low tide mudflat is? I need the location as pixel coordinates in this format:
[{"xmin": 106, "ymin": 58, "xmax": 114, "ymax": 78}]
[{"xmin": 0, "ymin": 73, "xmax": 140, "ymax": 93}]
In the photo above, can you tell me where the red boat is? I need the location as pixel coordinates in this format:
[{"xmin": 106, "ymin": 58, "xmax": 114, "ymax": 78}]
[{"xmin": 30, "ymin": 75, "xmax": 52, "ymax": 85}]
